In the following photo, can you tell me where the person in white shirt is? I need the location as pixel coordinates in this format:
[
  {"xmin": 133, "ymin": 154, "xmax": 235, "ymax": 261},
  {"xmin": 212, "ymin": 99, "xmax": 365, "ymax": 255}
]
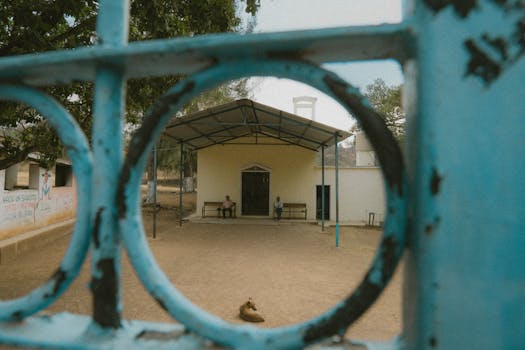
[
  {"xmin": 221, "ymin": 195, "xmax": 234, "ymax": 218},
  {"xmin": 274, "ymin": 196, "xmax": 283, "ymax": 220}
]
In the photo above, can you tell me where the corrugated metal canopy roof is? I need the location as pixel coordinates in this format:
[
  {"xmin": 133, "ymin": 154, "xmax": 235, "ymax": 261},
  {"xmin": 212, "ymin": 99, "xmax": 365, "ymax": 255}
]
[{"xmin": 163, "ymin": 99, "xmax": 350, "ymax": 151}]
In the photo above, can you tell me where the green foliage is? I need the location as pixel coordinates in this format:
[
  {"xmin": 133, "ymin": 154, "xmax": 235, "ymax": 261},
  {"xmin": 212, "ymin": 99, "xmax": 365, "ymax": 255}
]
[
  {"xmin": 0, "ymin": 0, "xmax": 260, "ymax": 169},
  {"xmin": 314, "ymin": 144, "xmax": 356, "ymax": 167},
  {"xmin": 355, "ymin": 78, "xmax": 405, "ymax": 142},
  {"xmin": 184, "ymin": 79, "xmax": 252, "ymax": 113},
  {"xmin": 0, "ymin": 1, "xmax": 99, "ymax": 169},
  {"xmin": 0, "ymin": 1, "xmax": 98, "ymax": 56}
]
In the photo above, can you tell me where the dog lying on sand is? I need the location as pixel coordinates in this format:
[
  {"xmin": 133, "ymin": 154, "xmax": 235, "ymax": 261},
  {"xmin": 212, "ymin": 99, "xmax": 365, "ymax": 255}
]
[{"xmin": 239, "ymin": 298, "xmax": 265, "ymax": 323}]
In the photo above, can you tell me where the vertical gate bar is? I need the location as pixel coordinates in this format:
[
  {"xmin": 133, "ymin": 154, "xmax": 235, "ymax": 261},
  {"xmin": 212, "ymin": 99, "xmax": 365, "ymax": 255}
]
[
  {"xmin": 321, "ymin": 144, "xmax": 325, "ymax": 231},
  {"xmin": 153, "ymin": 143, "xmax": 157, "ymax": 239},
  {"xmin": 179, "ymin": 142, "xmax": 184, "ymax": 226},
  {"xmin": 90, "ymin": 0, "xmax": 129, "ymax": 328},
  {"xmin": 334, "ymin": 133, "xmax": 339, "ymax": 247},
  {"xmin": 404, "ymin": 3, "xmax": 525, "ymax": 349}
]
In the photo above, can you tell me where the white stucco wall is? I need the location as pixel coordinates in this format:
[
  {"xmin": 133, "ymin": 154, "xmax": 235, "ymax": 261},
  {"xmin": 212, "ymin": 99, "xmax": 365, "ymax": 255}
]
[
  {"xmin": 314, "ymin": 167, "xmax": 385, "ymax": 225},
  {"xmin": 197, "ymin": 139, "xmax": 317, "ymax": 218},
  {"xmin": 356, "ymin": 151, "xmax": 377, "ymax": 167},
  {"xmin": 196, "ymin": 139, "xmax": 386, "ymax": 224},
  {"xmin": 4, "ymin": 165, "xmax": 17, "ymax": 190},
  {"xmin": 355, "ymin": 131, "xmax": 378, "ymax": 167},
  {"xmin": 0, "ymin": 169, "xmax": 4, "ymax": 191}
]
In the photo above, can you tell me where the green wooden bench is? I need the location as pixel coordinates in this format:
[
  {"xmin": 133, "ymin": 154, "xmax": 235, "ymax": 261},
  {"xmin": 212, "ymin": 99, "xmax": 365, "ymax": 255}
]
[{"xmin": 275, "ymin": 203, "xmax": 307, "ymax": 219}]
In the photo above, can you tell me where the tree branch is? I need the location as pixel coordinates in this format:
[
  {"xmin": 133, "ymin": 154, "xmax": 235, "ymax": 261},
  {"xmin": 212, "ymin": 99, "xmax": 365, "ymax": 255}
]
[
  {"xmin": 49, "ymin": 16, "xmax": 97, "ymax": 44},
  {"xmin": 0, "ymin": 16, "xmax": 97, "ymax": 57},
  {"xmin": 0, "ymin": 145, "xmax": 36, "ymax": 170}
]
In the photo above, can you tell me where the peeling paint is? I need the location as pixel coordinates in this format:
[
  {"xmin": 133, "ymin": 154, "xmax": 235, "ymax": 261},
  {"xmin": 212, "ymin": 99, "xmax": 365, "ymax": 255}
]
[
  {"xmin": 490, "ymin": 0, "xmax": 525, "ymax": 12},
  {"xmin": 491, "ymin": 0, "xmax": 507, "ymax": 8},
  {"xmin": 45, "ymin": 269, "xmax": 67, "ymax": 298},
  {"xmin": 93, "ymin": 207, "xmax": 104, "ymax": 249},
  {"xmin": 423, "ymin": 0, "xmax": 478, "ymax": 18},
  {"xmin": 267, "ymin": 51, "xmax": 310, "ymax": 64},
  {"xmin": 11, "ymin": 311, "xmax": 23, "ymax": 321},
  {"xmin": 424, "ymin": 1, "xmax": 525, "ymax": 85},
  {"xmin": 464, "ymin": 39, "xmax": 502, "ymax": 85},
  {"xmin": 154, "ymin": 297, "xmax": 168, "ymax": 312},
  {"xmin": 425, "ymin": 217, "xmax": 441, "ymax": 235},
  {"xmin": 517, "ymin": 18, "xmax": 525, "ymax": 50},
  {"xmin": 430, "ymin": 168, "xmax": 442, "ymax": 195},
  {"xmin": 462, "ymin": 6, "xmax": 525, "ymax": 85},
  {"xmin": 135, "ymin": 329, "xmax": 185, "ymax": 341},
  {"xmin": 482, "ymin": 34, "xmax": 508, "ymax": 60},
  {"xmin": 429, "ymin": 336, "xmax": 438, "ymax": 347},
  {"xmin": 90, "ymin": 258, "xmax": 120, "ymax": 328}
]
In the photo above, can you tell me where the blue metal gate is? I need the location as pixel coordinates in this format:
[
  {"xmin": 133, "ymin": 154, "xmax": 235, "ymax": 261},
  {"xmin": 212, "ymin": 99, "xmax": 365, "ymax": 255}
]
[{"xmin": 0, "ymin": 1, "xmax": 523, "ymax": 349}]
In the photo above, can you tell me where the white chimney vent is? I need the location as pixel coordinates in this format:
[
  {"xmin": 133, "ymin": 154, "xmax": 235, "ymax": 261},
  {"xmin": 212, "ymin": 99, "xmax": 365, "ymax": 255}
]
[{"xmin": 293, "ymin": 96, "xmax": 317, "ymax": 120}]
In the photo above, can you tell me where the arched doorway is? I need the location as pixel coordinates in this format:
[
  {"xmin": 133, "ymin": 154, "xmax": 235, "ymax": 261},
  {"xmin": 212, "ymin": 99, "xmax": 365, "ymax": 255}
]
[{"xmin": 241, "ymin": 165, "xmax": 270, "ymax": 216}]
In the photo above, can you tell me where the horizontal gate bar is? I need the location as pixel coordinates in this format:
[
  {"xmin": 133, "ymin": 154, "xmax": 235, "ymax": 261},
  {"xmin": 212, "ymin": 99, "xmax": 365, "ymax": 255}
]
[
  {"xmin": 0, "ymin": 23, "xmax": 413, "ymax": 87},
  {"xmin": 0, "ymin": 312, "xmax": 397, "ymax": 350}
]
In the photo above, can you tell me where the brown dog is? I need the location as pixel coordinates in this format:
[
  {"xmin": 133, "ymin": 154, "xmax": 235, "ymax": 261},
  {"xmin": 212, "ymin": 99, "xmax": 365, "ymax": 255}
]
[{"xmin": 239, "ymin": 298, "xmax": 265, "ymax": 323}]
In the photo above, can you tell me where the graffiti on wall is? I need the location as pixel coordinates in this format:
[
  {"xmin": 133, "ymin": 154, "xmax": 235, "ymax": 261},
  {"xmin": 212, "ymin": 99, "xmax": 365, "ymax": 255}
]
[
  {"xmin": 40, "ymin": 169, "xmax": 52, "ymax": 200},
  {"xmin": 0, "ymin": 168, "xmax": 76, "ymax": 236},
  {"xmin": 1, "ymin": 191, "xmax": 38, "ymax": 225}
]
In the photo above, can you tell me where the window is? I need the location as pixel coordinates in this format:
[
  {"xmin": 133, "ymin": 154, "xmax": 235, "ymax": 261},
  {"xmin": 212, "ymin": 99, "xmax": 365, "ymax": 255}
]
[
  {"xmin": 55, "ymin": 164, "xmax": 72, "ymax": 187},
  {"xmin": 4, "ymin": 161, "xmax": 35, "ymax": 190}
]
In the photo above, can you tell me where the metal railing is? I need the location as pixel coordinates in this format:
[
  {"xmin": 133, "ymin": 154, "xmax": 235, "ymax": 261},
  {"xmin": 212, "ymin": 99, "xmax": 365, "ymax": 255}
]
[{"xmin": 0, "ymin": 1, "xmax": 523, "ymax": 349}]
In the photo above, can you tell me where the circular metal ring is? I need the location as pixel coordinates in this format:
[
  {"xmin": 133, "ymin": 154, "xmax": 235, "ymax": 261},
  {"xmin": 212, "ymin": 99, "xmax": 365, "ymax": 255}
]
[
  {"xmin": 0, "ymin": 85, "xmax": 92, "ymax": 321},
  {"xmin": 118, "ymin": 60, "xmax": 407, "ymax": 349}
]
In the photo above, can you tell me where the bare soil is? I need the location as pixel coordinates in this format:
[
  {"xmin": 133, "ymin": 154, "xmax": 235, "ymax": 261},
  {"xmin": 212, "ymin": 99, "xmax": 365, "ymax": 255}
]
[{"xmin": 0, "ymin": 188, "xmax": 402, "ymax": 341}]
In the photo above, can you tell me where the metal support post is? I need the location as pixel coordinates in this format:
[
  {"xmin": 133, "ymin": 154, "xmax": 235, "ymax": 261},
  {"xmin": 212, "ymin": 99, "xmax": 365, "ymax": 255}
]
[
  {"xmin": 335, "ymin": 133, "xmax": 339, "ymax": 248},
  {"xmin": 179, "ymin": 142, "xmax": 184, "ymax": 227},
  {"xmin": 321, "ymin": 144, "xmax": 325, "ymax": 231},
  {"xmin": 153, "ymin": 143, "xmax": 157, "ymax": 239}
]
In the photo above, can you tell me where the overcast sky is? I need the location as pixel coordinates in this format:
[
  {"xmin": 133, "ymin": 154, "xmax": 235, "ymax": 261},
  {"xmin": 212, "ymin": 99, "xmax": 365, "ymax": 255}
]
[{"xmin": 247, "ymin": 0, "xmax": 404, "ymax": 131}]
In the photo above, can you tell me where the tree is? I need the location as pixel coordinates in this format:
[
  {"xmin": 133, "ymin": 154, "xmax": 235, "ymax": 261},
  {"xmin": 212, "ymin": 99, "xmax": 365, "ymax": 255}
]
[
  {"xmin": 353, "ymin": 78, "xmax": 405, "ymax": 143},
  {"xmin": 315, "ymin": 144, "xmax": 356, "ymax": 167},
  {"xmin": 0, "ymin": 0, "xmax": 260, "ymax": 170}
]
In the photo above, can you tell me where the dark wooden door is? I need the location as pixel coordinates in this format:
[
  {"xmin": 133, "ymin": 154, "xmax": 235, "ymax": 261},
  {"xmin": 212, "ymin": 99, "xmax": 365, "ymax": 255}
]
[
  {"xmin": 316, "ymin": 185, "xmax": 330, "ymax": 220},
  {"xmin": 242, "ymin": 172, "xmax": 269, "ymax": 215}
]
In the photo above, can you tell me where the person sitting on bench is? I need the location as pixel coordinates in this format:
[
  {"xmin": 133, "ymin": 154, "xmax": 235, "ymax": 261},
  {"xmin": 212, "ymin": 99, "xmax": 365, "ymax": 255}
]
[{"xmin": 221, "ymin": 195, "xmax": 234, "ymax": 218}]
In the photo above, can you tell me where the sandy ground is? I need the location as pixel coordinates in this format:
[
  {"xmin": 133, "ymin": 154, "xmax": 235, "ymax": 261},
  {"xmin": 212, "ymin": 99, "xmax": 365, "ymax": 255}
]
[{"xmin": 0, "ymin": 189, "xmax": 403, "ymax": 342}]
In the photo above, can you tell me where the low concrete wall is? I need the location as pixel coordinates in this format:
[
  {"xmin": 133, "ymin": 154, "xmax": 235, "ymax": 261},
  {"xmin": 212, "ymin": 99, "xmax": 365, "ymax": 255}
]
[
  {"xmin": 0, "ymin": 220, "xmax": 74, "ymax": 264},
  {"xmin": 0, "ymin": 168, "xmax": 77, "ymax": 241}
]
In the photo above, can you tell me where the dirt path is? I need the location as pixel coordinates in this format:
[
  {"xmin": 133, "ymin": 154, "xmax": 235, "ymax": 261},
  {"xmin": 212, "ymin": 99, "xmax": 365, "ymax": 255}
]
[{"xmin": 0, "ymin": 190, "xmax": 403, "ymax": 341}]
